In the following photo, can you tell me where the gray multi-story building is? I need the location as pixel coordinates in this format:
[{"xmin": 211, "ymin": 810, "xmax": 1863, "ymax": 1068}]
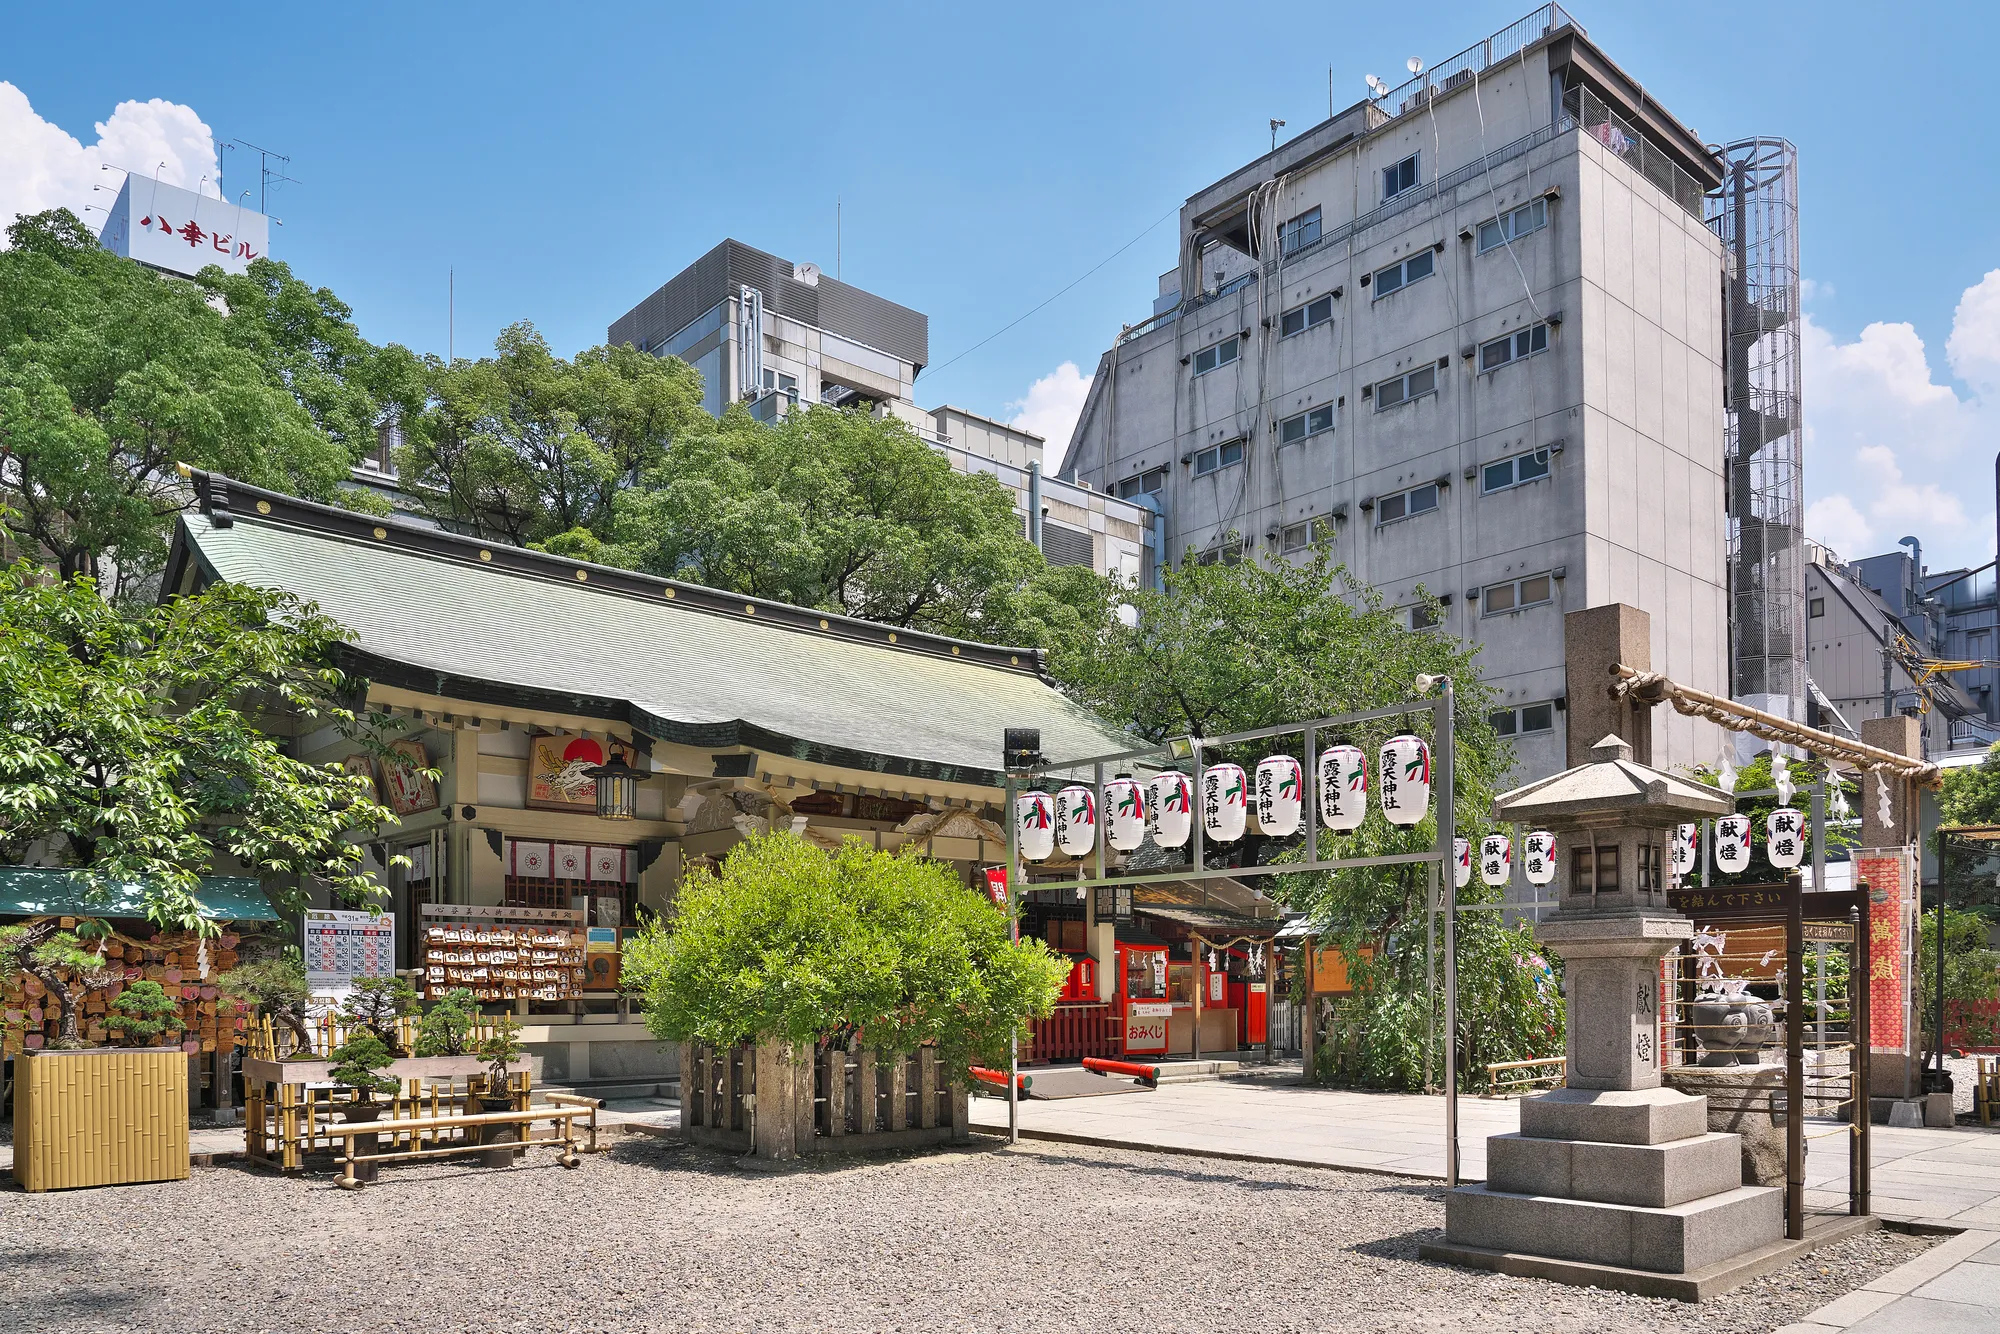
[
  {"xmin": 1061, "ymin": 6, "xmax": 1782, "ymax": 781},
  {"xmin": 609, "ymin": 238, "xmax": 1153, "ymax": 583},
  {"xmin": 1805, "ymin": 539, "xmax": 1995, "ymax": 756}
]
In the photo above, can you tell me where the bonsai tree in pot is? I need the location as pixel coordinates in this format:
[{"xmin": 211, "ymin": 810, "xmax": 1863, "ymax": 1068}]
[
  {"xmin": 327, "ymin": 1032, "xmax": 399, "ymax": 1183},
  {"xmin": 413, "ymin": 988, "xmax": 479, "ymax": 1057},
  {"xmin": 215, "ymin": 946, "xmax": 316, "ymax": 1058},
  {"xmin": 0, "ymin": 918, "xmax": 119, "ymax": 1049},
  {"xmin": 341, "ymin": 975, "xmax": 420, "ymax": 1055},
  {"xmin": 109, "ymin": 980, "xmax": 186, "ymax": 1049},
  {"xmin": 473, "ymin": 1015, "xmax": 525, "ymax": 1167}
]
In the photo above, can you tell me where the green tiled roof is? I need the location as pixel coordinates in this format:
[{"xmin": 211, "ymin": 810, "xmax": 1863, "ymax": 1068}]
[
  {"xmin": 172, "ymin": 483, "xmax": 1136, "ymax": 787},
  {"xmin": 0, "ymin": 869, "xmax": 278, "ymax": 921}
]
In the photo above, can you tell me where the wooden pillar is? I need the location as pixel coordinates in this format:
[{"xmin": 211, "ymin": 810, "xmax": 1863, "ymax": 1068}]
[
  {"xmin": 918, "ymin": 1049, "xmax": 938, "ymax": 1129},
  {"xmin": 824, "ymin": 1047, "xmax": 846, "ymax": 1139},
  {"xmin": 1301, "ymin": 939, "xmax": 1317, "ymax": 1080},
  {"xmin": 886, "ymin": 1051, "xmax": 908, "ymax": 1131},
  {"xmin": 793, "ymin": 1044, "xmax": 816, "ymax": 1151},
  {"xmin": 855, "ymin": 1050, "xmax": 877, "ymax": 1135},
  {"xmin": 1191, "ymin": 935, "xmax": 1204, "ymax": 1063}
]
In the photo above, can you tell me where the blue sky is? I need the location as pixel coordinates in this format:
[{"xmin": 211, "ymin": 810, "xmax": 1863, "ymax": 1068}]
[{"xmin": 7, "ymin": 1, "xmax": 1999, "ymax": 566}]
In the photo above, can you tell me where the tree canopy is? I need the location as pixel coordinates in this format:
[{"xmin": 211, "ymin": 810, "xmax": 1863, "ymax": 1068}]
[
  {"xmin": 0, "ymin": 562, "xmax": 404, "ymax": 931},
  {"xmin": 396, "ymin": 322, "xmax": 706, "ymax": 548},
  {"xmin": 1050, "ymin": 550, "xmax": 1558, "ymax": 1091},
  {"xmin": 0, "ymin": 209, "xmax": 419, "ymax": 587},
  {"xmin": 623, "ymin": 832, "xmax": 1068, "ymax": 1069}
]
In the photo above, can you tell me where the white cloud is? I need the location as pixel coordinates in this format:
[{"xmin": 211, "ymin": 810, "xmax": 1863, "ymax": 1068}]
[
  {"xmin": 1007, "ymin": 362, "xmax": 1093, "ymax": 468},
  {"xmin": 1802, "ymin": 279, "xmax": 1997, "ymax": 571},
  {"xmin": 0, "ymin": 82, "xmax": 220, "ymax": 242}
]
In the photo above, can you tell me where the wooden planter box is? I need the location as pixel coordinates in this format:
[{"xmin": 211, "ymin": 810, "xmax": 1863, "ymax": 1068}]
[{"xmin": 12, "ymin": 1047, "xmax": 190, "ymax": 1192}]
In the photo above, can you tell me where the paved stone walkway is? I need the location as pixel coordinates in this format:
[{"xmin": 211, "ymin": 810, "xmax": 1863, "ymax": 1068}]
[{"xmin": 1775, "ymin": 1229, "xmax": 2000, "ymax": 1333}]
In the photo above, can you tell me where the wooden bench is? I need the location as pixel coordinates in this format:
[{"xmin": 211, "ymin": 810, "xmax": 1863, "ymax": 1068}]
[{"xmin": 319, "ymin": 1104, "xmax": 596, "ymax": 1189}]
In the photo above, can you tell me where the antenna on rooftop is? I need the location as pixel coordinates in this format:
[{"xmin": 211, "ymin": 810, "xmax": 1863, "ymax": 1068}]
[
  {"xmin": 1365, "ymin": 74, "xmax": 1389, "ymax": 99},
  {"xmin": 1406, "ymin": 56, "xmax": 1424, "ymax": 74}
]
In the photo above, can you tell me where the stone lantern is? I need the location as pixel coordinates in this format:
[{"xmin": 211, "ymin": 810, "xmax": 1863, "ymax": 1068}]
[{"xmin": 1428, "ymin": 735, "xmax": 1786, "ymax": 1290}]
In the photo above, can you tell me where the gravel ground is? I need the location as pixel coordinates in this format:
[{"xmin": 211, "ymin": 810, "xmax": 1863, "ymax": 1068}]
[{"xmin": 0, "ymin": 1135, "xmax": 1936, "ymax": 1334}]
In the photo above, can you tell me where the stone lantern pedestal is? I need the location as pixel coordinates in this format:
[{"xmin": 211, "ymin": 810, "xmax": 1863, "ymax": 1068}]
[{"xmin": 1423, "ymin": 737, "xmax": 1792, "ymax": 1298}]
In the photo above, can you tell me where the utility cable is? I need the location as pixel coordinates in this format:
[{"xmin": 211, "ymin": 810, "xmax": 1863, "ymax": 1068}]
[{"xmin": 925, "ymin": 204, "xmax": 1181, "ymax": 379}]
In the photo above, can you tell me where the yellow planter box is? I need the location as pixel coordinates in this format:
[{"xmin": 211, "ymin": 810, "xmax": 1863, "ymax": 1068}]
[{"xmin": 13, "ymin": 1047, "xmax": 190, "ymax": 1192}]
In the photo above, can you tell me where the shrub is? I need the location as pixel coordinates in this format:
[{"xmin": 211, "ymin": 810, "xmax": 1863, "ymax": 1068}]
[
  {"xmin": 328, "ymin": 1033, "xmax": 398, "ymax": 1102},
  {"xmin": 623, "ymin": 832, "xmax": 1068, "ymax": 1071},
  {"xmin": 110, "ymin": 980, "xmax": 185, "ymax": 1048},
  {"xmin": 413, "ymin": 988, "xmax": 480, "ymax": 1057}
]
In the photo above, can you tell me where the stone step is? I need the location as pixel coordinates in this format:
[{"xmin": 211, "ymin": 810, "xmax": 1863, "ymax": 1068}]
[
  {"xmin": 1150, "ymin": 1060, "xmax": 1246, "ymax": 1084},
  {"xmin": 1486, "ymin": 1130, "xmax": 1743, "ymax": 1209},
  {"xmin": 539, "ymin": 1077, "xmax": 680, "ymax": 1104},
  {"xmin": 1520, "ymin": 1086, "xmax": 1709, "ymax": 1145},
  {"xmin": 1444, "ymin": 1182, "xmax": 1783, "ymax": 1274}
]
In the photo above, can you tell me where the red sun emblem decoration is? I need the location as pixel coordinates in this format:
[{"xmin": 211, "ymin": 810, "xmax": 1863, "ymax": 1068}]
[{"xmin": 562, "ymin": 737, "xmax": 607, "ymax": 767}]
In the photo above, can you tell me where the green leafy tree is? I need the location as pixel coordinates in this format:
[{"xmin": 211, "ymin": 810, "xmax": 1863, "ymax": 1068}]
[
  {"xmin": 1940, "ymin": 742, "xmax": 2000, "ymax": 828},
  {"xmin": 0, "ymin": 210, "xmax": 410, "ymax": 585},
  {"xmin": 1919, "ymin": 905, "xmax": 2000, "ymax": 1054},
  {"xmin": 0, "ymin": 564, "xmax": 406, "ymax": 932},
  {"xmin": 0, "ymin": 918, "xmax": 119, "ymax": 1048},
  {"xmin": 607, "ymin": 403, "xmax": 1112, "ymax": 643},
  {"xmin": 413, "ymin": 987, "xmax": 480, "ymax": 1057},
  {"xmin": 396, "ymin": 323, "xmax": 704, "ymax": 547},
  {"xmin": 624, "ymin": 832, "xmax": 1068, "ymax": 1071},
  {"xmin": 1051, "ymin": 549, "xmax": 1556, "ymax": 1090},
  {"xmin": 216, "ymin": 946, "xmax": 317, "ymax": 1057},
  {"xmin": 341, "ymin": 975, "xmax": 420, "ymax": 1054},
  {"xmin": 328, "ymin": 1032, "xmax": 399, "ymax": 1102},
  {"xmin": 109, "ymin": 979, "xmax": 185, "ymax": 1048}
]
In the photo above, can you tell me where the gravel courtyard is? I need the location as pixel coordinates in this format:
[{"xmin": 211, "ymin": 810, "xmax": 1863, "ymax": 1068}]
[{"xmin": 0, "ymin": 1134, "xmax": 1933, "ymax": 1334}]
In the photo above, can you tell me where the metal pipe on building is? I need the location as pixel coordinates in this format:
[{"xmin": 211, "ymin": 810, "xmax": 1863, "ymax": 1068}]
[{"xmin": 1027, "ymin": 462, "xmax": 1043, "ymax": 551}]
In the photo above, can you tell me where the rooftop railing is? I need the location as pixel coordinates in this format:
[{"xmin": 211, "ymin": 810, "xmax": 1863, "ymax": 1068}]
[{"xmin": 1378, "ymin": 5, "xmax": 1581, "ymax": 121}]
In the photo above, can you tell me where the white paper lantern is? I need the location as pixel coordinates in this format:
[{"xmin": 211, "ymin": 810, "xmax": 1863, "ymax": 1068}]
[
  {"xmin": 1480, "ymin": 834, "xmax": 1513, "ymax": 887},
  {"xmin": 1318, "ymin": 744, "xmax": 1368, "ymax": 831},
  {"xmin": 1103, "ymin": 776, "xmax": 1147, "ymax": 852},
  {"xmin": 1453, "ymin": 837, "xmax": 1472, "ymax": 889},
  {"xmin": 1255, "ymin": 755, "xmax": 1304, "ymax": 837},
  {"xmin": 1765, "ymin": 807, "xmax": 1806, "ymax": 870},
  {"xmin": 1054, "ymin": 784, "xmax": 1097, "ymax": 858},
  {"xmin": 1378, "ymin": 735, "xmax": 1432, "ymax": 827},
  {"xmin": 1148, "ymin": 771, "xmax": 1193, "ymax": 848},
  {"xmin": 1524, "ymin": 831, "xmax": 1557, "ymax": 886},
  {"xmin": 1672, "ymin": 823, "xmax": 1698, "ymax": 877},
  {"xmin": 1714, "ymin": 814, "xmax": 1752, "ymax": 874},
  {"xmin": 1202, "ymin": 762, "xmax": 1248, "ymax": 842},
  {"xmin": 1016, "ymin": 791, "xmax": 1055, "ymax": 862}
]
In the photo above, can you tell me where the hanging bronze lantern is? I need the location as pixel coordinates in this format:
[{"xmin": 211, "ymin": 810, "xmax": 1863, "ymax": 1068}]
[{"xmin": 585, "ymin": 755, "xmax": 648, "ymax": 820}]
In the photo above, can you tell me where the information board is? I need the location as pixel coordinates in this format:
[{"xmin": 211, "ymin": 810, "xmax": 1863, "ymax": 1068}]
[{"xmin": 303, "ymin": 909, "xmax": 397, "ymax": 999}]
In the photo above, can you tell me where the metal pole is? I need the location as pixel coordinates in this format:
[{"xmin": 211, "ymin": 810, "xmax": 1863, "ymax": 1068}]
[
  {"xmin": 1786, "ymin": 878, "xmax": 1805, "ymax": 1241},
  {"xmin": 1189, "ymin": 739, "xmax": 1205, "ymax": 1066},
  {"xmin": 1437, "ymin": 680, "xmax": 1459, "ymax": 1188},
  {"xmin": 1812, "ymin": 778, "xmax": 1827, "ymax": 1054},
  {"xmin": 1005, "ymin": 773, "xmax": 1020, "ymax": 1146},
  {"xmin": 1425, "ymin": 860, "xmax": 1437, "ymax": 1092},
  {"xmin": 1853, "ymin": 892, "xmax": 1872, "ymax": 1217}
]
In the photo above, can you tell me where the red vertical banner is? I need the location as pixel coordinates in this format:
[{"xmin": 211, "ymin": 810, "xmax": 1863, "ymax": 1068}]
[
  {"xmin": 1856, "ymin": 853, "xmax": 1907, "ymax": 1051},
  {"xmin": 983, "ymin": 867, "xmax": 1008, "ymax": 908}
]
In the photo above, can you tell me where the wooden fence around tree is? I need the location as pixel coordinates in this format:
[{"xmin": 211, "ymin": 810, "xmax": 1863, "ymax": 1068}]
[{"xmin": 679, "ymin": 1041, "xmax": 971, "ymax": 1158}]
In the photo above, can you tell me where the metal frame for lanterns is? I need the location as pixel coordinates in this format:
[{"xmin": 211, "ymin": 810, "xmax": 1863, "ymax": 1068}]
[{"xmin": 1001, "ymin": 680, "xmax": 1469, "ymax": 1182}]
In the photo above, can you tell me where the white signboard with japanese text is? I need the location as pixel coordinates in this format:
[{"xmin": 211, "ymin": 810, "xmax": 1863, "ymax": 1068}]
[
  {"xmin": 304, "ymin": 909, "xmax": 396, "ymax": 1002},
  {"xmin": 97, "ymin": 176, "xmax": 271, "ymax": 279}
]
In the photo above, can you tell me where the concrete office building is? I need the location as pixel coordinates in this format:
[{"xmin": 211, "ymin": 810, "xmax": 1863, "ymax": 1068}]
[
  {"xmin": 609, "ymin": 239, "xmax": 1152, "ymax": 583},
  {"xmin": 1061, "ymin": 7, "xmax": 1765, "ymax": 782}
]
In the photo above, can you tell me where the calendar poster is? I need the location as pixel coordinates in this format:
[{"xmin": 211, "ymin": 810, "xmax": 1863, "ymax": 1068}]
[{"xmin": 304, "ymin": 908, "xmax": 397, "ymax": 1001}]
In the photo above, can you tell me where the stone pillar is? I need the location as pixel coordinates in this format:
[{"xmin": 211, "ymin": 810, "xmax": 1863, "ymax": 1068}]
[
  {"xmin": 1564, "ymin": 605, "xmax": 1654, "ymax": 768},
  {"xmin": 750, "ymin": 1039, "xmax": 801, "ymax": 1160}
]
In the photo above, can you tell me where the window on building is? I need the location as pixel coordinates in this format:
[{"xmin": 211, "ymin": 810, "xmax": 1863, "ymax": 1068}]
[
  {"xmin": 1376, "ymin": 482, "xmax": 1440, "ymax": 524},
  {"xmin": 761, "ymin": 368, "xmax": 800, "ymax": 402},
  {"xmin": 1482, "ymin": 572, "xmax": 1555, "ymax": 615},
  {"xmin": 1808, "ymin": 597, "xmax": 1825, "ymax": 618},
  {"xmin": 1490, "ymin": 701, "xmax": 1557, "ymax": 736},
  {"xmin": 1374, "ymin": 364, "xmax": 1437, "ymax": 410},
  {"xmin": 1193, "ymin": 439, "xmax": 1245, "ymax": 475},
  {"xmin": 1477, "ymin": 198, "xmax": 1548, "ymax": 253},
  {"xmin": 1382, "ymin": 152, "xmax": 1420, "ymax": 200},
  {"xmin": 1281, "ymin": 207, "xmax": 1322, "ymax": 255},
  {"xmin": 1195, "ymin": 539, "xmax": 1244, "ymax": 567},
  {"xmin": 1409, "ymin": 602, "xmax": 1441, "ymax": 631},
  {"xmin": 1280, "ymin": 517, "xmax": 1335, "ymax": 552},
  {"xmin": 1482, "ymin": 447, "xmax": 1552, "ymax": 494},
  {"xmin": 1193, "ymin": 336, "xmax": 1240, "ymax": 375},
  {"xmin": 1479, "ymin": 322, "xmax": 1551, "ymax": 372},
  {"xmin": 1372, "ymin": 248, "xmax": 1436, "ymax": 298},
  {"xmin": 1280, "ymin": 294, "xmax": 1334, "ymax": 338},
  {"xmin": 1278, "ymin": 404, "xmax": 1335, "ymax": 445},
  {"xmin": 1117, "ymin": 466, "xmax": 1167, "ymax": 498}
]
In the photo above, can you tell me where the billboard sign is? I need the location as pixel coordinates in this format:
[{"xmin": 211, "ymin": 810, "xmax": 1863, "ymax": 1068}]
[{"xmin": 97, "ymin": 176, "xmax": 271, "ymax": 279}]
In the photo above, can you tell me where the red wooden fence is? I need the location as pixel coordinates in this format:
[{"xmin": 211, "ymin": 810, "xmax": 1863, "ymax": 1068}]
[{"xmin": 1026, "ymin": 1004, "xmax": 1120, "ymax": 1063}]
